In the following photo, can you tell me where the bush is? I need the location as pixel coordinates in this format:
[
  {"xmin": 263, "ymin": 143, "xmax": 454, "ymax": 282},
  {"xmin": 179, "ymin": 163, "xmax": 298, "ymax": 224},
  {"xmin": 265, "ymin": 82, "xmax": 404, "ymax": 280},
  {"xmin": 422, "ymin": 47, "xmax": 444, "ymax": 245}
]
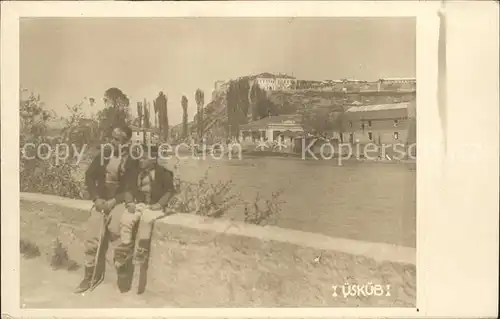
[
  {"xmin": 166, "ymin": 161, "xmax": 240, "ymax": 219},
  {"xmin": 20, "ymin": 155, "xmax": 86, "ymax": 199},
  {"xmin": 20, "ymin": 239, "xmax": 41, "ymax": 259},
  {"xmin": 20, "ymin": 91, "xmax": 86, "ymax": 199},
  {"xmin": 50, "ymin": 237, "xmax": 79, "ymax": 271},
  {"xmin": 243, "ymin": 189, "xmax": 285, "ymax": 226},
  {"xmin": 167, "ymin": 161, "xmax": 284, "ymax": 225}
]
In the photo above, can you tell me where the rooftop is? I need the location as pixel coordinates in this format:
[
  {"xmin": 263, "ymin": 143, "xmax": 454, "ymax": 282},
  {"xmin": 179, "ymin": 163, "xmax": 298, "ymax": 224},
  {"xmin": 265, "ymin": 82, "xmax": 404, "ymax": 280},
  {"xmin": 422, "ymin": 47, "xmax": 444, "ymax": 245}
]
[
  {"xmin": 254, "ymin": 72, "xmax": 296, "ymax": 79},
  {"xmin": 379, "ymin": 77, "xmax": 416, "ymax": 82},
  {"xmin": 130, "ymin": 125, "xmax": 160, "ymax": 133},
  {"xmin": 241, "ymin": 114, "xmax": 302, "ymax": 130},
  {"xmin": 346, "ymin": 102, "xmax": 411, "ymax": 113}
]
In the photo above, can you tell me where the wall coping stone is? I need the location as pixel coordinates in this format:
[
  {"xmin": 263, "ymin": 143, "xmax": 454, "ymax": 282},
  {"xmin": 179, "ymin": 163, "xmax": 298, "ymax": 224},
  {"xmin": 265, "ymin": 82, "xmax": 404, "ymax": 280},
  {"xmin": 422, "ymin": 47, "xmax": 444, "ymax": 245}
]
[{"xmin": 20, "ymin": 192, "xmax": 416, "ymax": 265}]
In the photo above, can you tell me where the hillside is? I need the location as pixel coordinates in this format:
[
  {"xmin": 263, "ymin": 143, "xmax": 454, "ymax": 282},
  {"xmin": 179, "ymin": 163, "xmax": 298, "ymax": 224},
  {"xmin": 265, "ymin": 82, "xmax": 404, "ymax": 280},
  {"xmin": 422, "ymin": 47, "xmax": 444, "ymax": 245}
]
[
  {"xmin": 180, "ymin": 90, "xmax": 416, "ymax": 138},
  {"xmin": 268, "ymin": 90, "xmax": 415, "ymax": 109}
]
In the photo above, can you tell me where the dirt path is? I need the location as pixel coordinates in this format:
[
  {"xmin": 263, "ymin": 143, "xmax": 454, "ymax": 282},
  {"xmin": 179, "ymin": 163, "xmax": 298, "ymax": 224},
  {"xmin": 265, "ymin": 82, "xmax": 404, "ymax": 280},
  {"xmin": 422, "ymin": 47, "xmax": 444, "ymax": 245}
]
[
  {"xmin": 20, "ymin": 200, "xmax": 416, "ymax": 307},
  {"xmin": 21, "ymin": 258, "xmax": 172, "ymax": 308}
]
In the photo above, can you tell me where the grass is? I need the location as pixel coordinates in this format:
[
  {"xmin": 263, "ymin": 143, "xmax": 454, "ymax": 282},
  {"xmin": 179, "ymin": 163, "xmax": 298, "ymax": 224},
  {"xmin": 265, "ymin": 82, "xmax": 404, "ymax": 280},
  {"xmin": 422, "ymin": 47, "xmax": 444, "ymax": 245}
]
[{"xmin": 20, "ymin": 200, "xmax": 416, "ymax": 307}]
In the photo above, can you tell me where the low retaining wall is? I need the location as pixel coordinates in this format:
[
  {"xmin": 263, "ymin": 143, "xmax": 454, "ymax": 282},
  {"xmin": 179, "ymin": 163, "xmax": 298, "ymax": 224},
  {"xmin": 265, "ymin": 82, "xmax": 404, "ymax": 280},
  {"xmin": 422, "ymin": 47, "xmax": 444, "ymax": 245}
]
[{"xmin": 20, "ymin": 192, "xmax": 416, "ymax": 307}]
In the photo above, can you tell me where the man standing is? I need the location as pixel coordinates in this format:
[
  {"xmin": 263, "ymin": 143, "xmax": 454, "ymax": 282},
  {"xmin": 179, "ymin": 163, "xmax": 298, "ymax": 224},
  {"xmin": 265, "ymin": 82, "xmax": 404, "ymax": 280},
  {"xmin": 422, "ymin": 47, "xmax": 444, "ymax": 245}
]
[{"xmin": 75, "ymin": 125, "xmax": 139, "ymax": 294}]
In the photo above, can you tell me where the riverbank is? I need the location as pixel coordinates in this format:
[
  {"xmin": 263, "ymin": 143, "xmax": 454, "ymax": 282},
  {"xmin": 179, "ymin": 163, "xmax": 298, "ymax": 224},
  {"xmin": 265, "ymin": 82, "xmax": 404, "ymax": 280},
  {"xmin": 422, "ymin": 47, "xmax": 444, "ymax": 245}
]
[{"xmin": 19, "ymin": 193, "xmax": 416, "ymax": 307}]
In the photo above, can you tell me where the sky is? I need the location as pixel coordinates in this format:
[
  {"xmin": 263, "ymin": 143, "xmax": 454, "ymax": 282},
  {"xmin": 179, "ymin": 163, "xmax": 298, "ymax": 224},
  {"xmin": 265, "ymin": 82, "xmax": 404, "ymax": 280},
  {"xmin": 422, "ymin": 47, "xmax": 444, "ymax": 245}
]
[{"xmin": 20, "ymin": 17, "xmax": 415, "ymax": 126}]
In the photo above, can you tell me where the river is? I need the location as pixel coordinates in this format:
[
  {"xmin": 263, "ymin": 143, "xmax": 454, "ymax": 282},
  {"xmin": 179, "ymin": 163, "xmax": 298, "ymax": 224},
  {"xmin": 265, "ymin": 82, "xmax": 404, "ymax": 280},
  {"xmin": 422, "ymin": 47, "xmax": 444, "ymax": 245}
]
[{"xmin": 161, "ymin": 156, "xmax": 416, "ymax": 248}]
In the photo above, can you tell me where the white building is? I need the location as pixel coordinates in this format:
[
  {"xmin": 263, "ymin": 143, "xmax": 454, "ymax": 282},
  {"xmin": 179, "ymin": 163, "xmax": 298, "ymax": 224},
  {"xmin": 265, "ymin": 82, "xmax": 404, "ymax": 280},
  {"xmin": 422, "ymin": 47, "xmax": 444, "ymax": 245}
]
[
  {"xmin": 212, "ymin": 80, "xmax": 230, "ymax": 99},
  {"xmin": 239, "ymin": 114, "xmax": 304, "ymax": 144},
  {"xmin": 378, "ymin": 77, "xmax": 416, "ymax": 84},
  {"xmin": 130, "ymin": 126, "xmax": 160, "ymax": 145},
  {"xmin": 251, "ymin": 73, "xmax": 297, "ymax": 91},
  {"xmin": 377, "ymin": 77, "xmax": 416, "ymax": 92}
]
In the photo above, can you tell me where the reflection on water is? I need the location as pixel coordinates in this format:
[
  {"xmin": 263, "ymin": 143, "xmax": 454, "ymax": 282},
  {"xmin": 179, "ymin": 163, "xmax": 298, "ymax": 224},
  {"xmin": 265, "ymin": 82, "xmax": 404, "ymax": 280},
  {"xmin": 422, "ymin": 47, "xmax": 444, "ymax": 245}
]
[{"xmin": 161, "ymin": 156, "xmax": 416, "ymax": 248}]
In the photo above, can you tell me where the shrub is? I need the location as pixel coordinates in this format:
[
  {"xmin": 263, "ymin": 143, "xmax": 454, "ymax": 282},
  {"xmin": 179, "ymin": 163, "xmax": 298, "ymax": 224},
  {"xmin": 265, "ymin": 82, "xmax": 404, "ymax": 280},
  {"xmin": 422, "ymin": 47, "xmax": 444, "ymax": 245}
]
[
  {"xmin": 50, "ymin": 237, "xmax": 79, "ymax": 271},
  {"xmin": 166, "ymin": 163, "xmax": 241, "ymax": 219},
  {"xmin": 20, "ymin": 239, "xmax": 41, "ymax": 259},
  {"xmin": 167, "ymin": 161, "xmax": 284, "ymax": 225},
  {"xmin": 20, "ymin": 91, "xmax": 86, "ymax": 199},
  {"xmin": 244, "ymin": 189, "xmax": 285, "ymax": 226},
  {"xmin": 20, "ymin": 154, "xmax": 86, "ymax": 199}
]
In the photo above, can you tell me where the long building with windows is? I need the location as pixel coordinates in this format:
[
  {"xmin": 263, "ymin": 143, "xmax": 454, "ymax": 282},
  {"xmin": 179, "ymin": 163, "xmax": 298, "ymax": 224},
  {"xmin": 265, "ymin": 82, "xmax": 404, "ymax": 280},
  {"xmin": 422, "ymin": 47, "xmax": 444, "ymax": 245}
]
[{"xmin": 342, "ymin": 101, "xmax": 416, "ymax": 145}]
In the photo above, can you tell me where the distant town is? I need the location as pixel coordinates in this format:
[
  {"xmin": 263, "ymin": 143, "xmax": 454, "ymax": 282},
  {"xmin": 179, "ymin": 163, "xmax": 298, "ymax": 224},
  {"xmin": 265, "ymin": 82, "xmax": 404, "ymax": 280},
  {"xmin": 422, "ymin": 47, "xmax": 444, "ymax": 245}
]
[
  {"xmin": 212, "ymin": 72, "xmax": 416, "ymax": 100},
  {"xmin": 160, "ymin": 72, "xmax": 417, "ymax": 160}
]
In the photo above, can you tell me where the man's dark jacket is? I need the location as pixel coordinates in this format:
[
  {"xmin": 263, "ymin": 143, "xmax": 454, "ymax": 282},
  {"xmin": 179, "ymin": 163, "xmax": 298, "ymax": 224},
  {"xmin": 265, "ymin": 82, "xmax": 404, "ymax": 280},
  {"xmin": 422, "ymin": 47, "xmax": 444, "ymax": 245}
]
[
  {"xmin": 135, "ymin": 164, "xmax": 176, "ymax": 207},
  {"xmin": 85, "ymin": 148, "xmax": 139, "ymax": 204}
]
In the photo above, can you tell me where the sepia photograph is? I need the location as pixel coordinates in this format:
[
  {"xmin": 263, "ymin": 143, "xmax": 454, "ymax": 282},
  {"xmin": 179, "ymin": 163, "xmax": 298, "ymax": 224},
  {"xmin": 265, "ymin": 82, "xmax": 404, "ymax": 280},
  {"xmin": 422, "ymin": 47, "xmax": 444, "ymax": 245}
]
[
  {"xmin": 1, "ymin": 1, "xmax": 498, "ymax": 318},
  {"xmin": 16, "ymin": 15, "xmax": 417, "ymax": 308}
]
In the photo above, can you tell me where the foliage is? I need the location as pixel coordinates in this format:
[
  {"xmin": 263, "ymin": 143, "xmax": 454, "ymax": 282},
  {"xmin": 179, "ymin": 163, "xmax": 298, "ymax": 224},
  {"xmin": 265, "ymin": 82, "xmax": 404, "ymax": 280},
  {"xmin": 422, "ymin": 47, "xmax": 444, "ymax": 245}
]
[
  {"xmin": 300, "ymin": 106, "xmax": 344, "ymax": 137},
  {"xmin": 167, "ymin": 162, "xmax": 284, "ymax": 225},
  {"xmin": 181, "ymin": 95, "xmax": 189, "ymax": 138},
  {"xmin": 195, "ymin": 89, "xmax": 205, "ymax": 139},
  {"xmin": 96, "ymin": 106, "xmax": 128, "ymax": 140},
  {"xmin": 155, "ymin": 92, "xmax": 169, "ymax": 141},
  {"xmin": 50, "ymin": 237, "xmax": 79, "ymax": 271},
  {"xmin": 20, "ymin": 91, "xmax": 86, "ymax": 199},
  {"xmin": 248, "ymin": 82, "xmax": 279, "ymax": 120},
  {"xmin": 61, "ymin": 102, "xmax": 100, "ymax": 149},
  {"xmin": 244, "ymin": 189, "xmax": 285, "ymax": 226},
  {"xmin": 144, "ymin": 101, "xmax": 151, "ymax": 129},
  {"xmin": 137, "ymin": 101, "xmax": 143, "ymax": 128},
  {"xmin": 20, "ymin": 150, "xmax": 87, "ymax": 199},
  {"xmin": 20, "ymin": 239, "xmax": 41, "ymax": 259},
  {"xmin": 96, "ymin": 87, "xmax": 131, "ymax": 140},
  {"xmin": 104, "ymin": 87, "xmax": 130, "ymax": 111},
  {"xmin": 19, "ymin": 93, "xmax": 55, "ymax": 144},
  {"xmin": 226, "ymin": 79, "xmax": 252, "ymax": 138},
  {"xmin": 168, "ymin": 172, "xmax": 240, "ymax": 219}
]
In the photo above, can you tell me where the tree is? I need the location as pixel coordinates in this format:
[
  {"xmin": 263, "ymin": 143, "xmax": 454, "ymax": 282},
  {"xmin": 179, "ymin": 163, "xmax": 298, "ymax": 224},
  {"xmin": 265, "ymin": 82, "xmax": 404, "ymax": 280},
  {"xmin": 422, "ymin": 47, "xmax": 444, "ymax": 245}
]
[
  {"xmin": 61, "ymin": 102, "xmax": 99, "ymax": 149},
  {"xmin": 226, "ymin": 81, "xmax": 238, "ymax": 138},
  {"xmin": 237, "ymin": 79, "xmax": 250, "ymax": 125},
  {"xmin": 155, "ymin": 91, "xmax": 168, "ymax": 141},
  {"xmin": 143, "ymin": 102, "xmax": 151, "ymax": 129},
  {"xmin": 325, "ymin": 110, "xmax": 346, "ymax": 141},
  {"xmin": 19, "ymin": 91, "xmax": 54, "ymax": 144},
  {"xmin": 300, "ymin": 106, "xmax": 344, "ymax": 138},
  {"xmin": 248, "ymin": 82, "xmax": 278, "ymax": 120},
  {"xmin": 153, "ymin": 100, "xmax": 158, "ymax": 127},
  {"xmin": 19, "ymin": 91, "xmax": 86, "ymax": 199},
  {"xmin": 137, "ymin": 102, "xmax": 143, "ymax": 128},
  {"xmin": 195, "ymin": 89, "xmax": 204, "ymax": 140},
  {"xmin": 249, "ymin": 82, "xmax": 262, "ymax": 121},
  {"xmin": 104, "ymin": 87, "xmax": 130, "ymax": 112},
  {"xmin": 181, "ymin": 95, "xmax": 189, "ymax": 139},
  {"xmin": 97, "ymin": 87, "xmax": 130, "ymax": 139}
]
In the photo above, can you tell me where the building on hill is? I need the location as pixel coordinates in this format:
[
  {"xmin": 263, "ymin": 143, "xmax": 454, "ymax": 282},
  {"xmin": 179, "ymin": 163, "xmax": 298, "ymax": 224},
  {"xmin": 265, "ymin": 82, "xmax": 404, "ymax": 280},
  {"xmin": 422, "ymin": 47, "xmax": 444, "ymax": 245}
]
[
  {"xmin": 213, "ymin": 80, "xmax": 230, "ymax": 99},
  {"xmin": 239, "ymin": 114, "xmax": 303, "ymax": 144},
  {"xmin": 377, "ymin": 77, "xmax": 416, "ymax": 92},
  {"xmin": 249, "ymin": 73, "xmax": 297, "ymax": 91},
  {"xmin": 342, "ymin": 101, "xmax": 415, "ymax": 145}
]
